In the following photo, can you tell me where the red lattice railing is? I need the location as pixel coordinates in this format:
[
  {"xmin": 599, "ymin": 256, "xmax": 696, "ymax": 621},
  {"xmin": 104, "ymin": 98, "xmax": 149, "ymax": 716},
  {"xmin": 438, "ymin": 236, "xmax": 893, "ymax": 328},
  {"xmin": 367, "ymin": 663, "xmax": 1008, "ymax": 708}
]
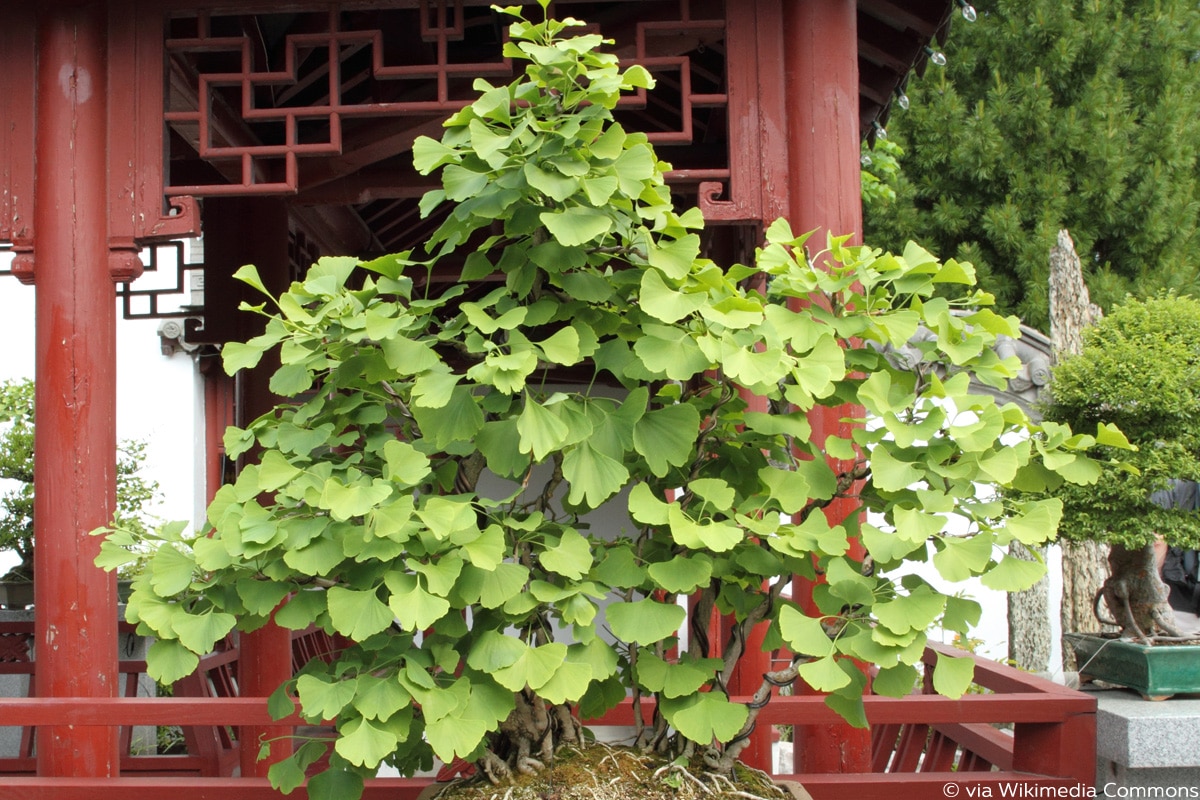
[{"xmin": 0, "ymin": 622, "xmax": 1095, "ymax": 800}]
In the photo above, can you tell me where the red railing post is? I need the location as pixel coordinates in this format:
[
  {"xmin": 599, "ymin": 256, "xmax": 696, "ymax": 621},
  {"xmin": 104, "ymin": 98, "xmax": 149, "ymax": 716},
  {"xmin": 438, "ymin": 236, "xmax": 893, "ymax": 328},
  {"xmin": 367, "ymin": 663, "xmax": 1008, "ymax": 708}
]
[{"xmin": 1013, "ymin": 712, "xmax": 1097, "ymax": 787}]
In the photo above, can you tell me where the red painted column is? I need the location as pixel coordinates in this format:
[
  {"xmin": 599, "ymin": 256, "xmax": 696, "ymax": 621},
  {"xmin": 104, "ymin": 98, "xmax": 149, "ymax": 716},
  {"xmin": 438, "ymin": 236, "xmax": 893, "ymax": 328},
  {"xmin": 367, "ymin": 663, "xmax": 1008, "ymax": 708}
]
[
  {"xmin": 783, "ymin": 0, "xmax": 872, "ymax": 774},
  {"xmin": 32, "ymin": 0, "xmax": 120, "ymax": 777},
  {"xmin": 203, "ymin": 197, "xmax": 296, "ymax": 776},
  {"xmin": 725, "ymin": 387, "xmax": 774, "ymax": 772},
  {"xmin": 784, "ymin": 1, "xmax": 864, "ymax": 243}
]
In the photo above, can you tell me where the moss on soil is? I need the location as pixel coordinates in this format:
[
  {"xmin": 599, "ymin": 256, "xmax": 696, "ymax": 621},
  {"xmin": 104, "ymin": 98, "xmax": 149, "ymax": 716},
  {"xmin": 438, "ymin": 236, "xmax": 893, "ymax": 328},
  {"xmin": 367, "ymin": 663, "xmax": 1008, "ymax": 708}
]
[{"xmin": 423, "ymin": 744, "xmax": 793, "ymax": 800}]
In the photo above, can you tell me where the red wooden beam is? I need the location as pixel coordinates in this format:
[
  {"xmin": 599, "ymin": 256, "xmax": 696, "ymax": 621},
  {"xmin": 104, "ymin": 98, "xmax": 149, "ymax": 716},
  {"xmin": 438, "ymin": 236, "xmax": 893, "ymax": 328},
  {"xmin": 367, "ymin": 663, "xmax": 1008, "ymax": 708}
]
[
  {"xmin": 923, "ymin": 643, "xmax": 1086, "ymax": 697},
  {"xmin": 1013, "ymin": 711, "xmax": 1098, "ymax": 789},
  {"xmin": 935, "ymin": 722, "xmax": 1017, "ymax": 771},
  {"xmin": 0, "ymin": 772, "xmax": 1096, "ymax": 800},
  {"xmin": 0, "ymin": 777, "xmax": 432, "ymax": 800},
  {"xmin": 594, "ymin": 693, "xmax": 1095, "ymax": 727},
  {"xmin": 0, "ymin": 697, "xmax": 294, "ymax": 727}
]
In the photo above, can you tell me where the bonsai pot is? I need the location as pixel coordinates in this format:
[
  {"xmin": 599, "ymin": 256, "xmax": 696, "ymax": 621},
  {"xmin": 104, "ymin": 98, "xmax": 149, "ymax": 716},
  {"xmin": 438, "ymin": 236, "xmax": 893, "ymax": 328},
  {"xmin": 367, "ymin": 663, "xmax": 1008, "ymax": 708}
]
[
  {"xmin": 1066, "ymin": 632, "xmax": 1200, "ymax": 699},
  {"xmin": 0, "ymin": 580, "xmax": 33, "ymax": 610}
]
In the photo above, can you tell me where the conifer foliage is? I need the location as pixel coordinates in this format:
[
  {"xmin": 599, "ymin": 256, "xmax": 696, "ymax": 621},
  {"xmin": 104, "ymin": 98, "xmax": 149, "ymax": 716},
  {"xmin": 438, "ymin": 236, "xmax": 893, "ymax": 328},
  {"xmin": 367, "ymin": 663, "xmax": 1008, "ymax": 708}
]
[{"xmin": 865, "ymin": 0, "xmax": 1200, "ymax": 330}]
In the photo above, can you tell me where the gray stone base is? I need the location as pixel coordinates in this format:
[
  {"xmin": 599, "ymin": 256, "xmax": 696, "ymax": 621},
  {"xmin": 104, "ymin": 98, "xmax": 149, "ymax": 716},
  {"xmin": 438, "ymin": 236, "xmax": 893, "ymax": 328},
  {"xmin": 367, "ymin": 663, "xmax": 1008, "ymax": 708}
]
[{"xmin": 1095, "ymin": 688, "xmax": 1200, "ymax": 790}]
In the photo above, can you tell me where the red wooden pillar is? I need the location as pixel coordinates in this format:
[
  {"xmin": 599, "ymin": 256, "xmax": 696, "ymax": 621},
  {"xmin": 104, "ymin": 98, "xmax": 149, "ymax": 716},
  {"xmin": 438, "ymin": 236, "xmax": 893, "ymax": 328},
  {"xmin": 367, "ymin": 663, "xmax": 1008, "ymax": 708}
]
[
  {"xmin": 783, "ymin": 0, "xmax": 872, "ymax": 774},
  {"xmin": 201, "ymin": 355, "xmax": 236, "ymax": 505},
  {"xmin": 724, "ymin": 386, "xmax": 775, "ymax": 771},
  {"xmin": 784, "ymin": 0, "xmax": 865, "ymax": 245},
  {"xmin": 709, "ymin": 1, "xmax": 793, "ymax": 773},
  {"xmin": 203, "ymin": 197, "xmax": 296, "ymax": 776},
  {"xmin": 32, "ymin": 0, "xmax": 120, "ymax": 777}
]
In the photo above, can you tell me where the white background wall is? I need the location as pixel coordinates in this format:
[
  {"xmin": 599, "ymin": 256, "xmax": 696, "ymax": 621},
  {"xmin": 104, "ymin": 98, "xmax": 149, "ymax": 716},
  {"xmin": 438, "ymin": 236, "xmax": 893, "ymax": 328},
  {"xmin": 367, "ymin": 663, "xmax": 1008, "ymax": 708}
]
[{"xmin": 0, "ymin": 250, "xmax": 204, "ymax": 575}]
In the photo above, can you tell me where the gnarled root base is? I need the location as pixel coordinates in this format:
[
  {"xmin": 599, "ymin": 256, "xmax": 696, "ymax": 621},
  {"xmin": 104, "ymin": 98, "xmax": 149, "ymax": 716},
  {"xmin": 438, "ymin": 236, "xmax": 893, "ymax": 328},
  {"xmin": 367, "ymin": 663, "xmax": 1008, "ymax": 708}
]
[
  {"xmin": 477, "ymin": 691, "xmax": 586, "ymax": 785},
  {"xmin": 1096, "ymin": 543, "xmax": 1182, "ymax": 643}
]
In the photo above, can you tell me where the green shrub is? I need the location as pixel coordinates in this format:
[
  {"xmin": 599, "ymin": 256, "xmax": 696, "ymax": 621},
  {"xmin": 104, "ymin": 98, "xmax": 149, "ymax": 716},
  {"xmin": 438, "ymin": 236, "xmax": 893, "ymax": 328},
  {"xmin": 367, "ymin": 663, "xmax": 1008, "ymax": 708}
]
[
  {"xmin": 1042, "ymin": 293, "xmax": 1200, "ymax": 548},
  {"xmin": 0, "ymin": 377, "xmax": 158, "ymax": 580}
]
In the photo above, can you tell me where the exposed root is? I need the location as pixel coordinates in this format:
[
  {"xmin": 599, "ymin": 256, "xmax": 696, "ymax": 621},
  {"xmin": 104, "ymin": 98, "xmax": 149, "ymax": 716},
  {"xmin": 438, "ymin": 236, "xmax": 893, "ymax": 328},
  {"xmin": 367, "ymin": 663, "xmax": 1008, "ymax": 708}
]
[
  {"xmin": 553, "ymin": 702, "xmax": 584, "ymax": 746},
  {"xmin": 652, "ymin": 759, "xmax": 791, "ymax": 800},
  {"xmin": 515, "ymin": 756, "xmax": 544, "ymax": 776},
  {"xmin": 477, "ymin": 690, "xmax": 594, "ymax": 784},
  {"xmin": 709, "ymin": 773, "xmax": 738, "ymax": 793},
  {"xmin": 479, "ymin": 750, "xmax": 512, "ymax": 785},
  {"xmin": 729, "ymin": 762, "xmax": 791, "ymax": 800},
  {"xmin": 653, "ymin": 763, "xmax": 715, "ymax": 795},
  {"xmin": 1097, "ymin": 543, "xmax": 1183, "ymax": 642}
]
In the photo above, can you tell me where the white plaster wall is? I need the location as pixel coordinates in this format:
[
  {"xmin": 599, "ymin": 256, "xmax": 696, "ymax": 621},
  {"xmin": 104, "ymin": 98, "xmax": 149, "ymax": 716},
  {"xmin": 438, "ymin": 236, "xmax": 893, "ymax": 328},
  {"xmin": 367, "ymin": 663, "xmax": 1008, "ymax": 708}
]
[
  {"xmin": 0, "ymin": 249, "xmax": 205, "ymax": 575},
  {"xmin": 888, "ymin": 542, "xmax": 1065, "ymax": 676}
]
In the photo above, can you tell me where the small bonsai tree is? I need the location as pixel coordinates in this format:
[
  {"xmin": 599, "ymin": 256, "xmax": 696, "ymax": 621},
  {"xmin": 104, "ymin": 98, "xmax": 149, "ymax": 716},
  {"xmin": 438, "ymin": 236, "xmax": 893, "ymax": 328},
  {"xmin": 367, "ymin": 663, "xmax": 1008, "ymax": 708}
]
[
  {"xmin": 98, "ymin": 6, "xmax": 1114, "ymax": 798},
  {"xmin": 1039, "ymin": 293, "xmax": 1200, "ymax": 641},
  {"xmin": 0, "ymin": 377, "xmax": 157, "ymax": 583}
]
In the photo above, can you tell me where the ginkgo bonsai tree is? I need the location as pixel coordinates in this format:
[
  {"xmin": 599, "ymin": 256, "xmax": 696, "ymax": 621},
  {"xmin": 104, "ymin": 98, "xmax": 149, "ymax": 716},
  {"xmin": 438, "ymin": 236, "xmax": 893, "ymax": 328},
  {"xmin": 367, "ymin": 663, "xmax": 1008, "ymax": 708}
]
[{"xmin": 97, "ymin": 4, "xmax": 1121, "ymax": 799}]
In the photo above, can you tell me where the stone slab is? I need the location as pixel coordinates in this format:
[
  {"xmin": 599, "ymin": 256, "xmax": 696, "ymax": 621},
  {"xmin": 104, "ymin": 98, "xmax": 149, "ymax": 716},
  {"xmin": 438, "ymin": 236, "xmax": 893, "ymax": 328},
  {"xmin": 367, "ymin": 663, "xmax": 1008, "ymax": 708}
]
[{"xmin": 1096, "ymin": 688, "xmax": 1200, "ymax": 769}]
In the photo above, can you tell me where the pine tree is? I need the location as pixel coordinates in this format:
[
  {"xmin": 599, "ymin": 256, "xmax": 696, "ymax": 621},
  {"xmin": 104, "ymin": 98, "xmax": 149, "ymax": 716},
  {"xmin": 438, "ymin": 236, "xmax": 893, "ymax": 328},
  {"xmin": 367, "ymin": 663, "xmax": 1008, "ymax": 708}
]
[{"xmin": 866, "ymin": 0, "xmax": 1200, "ymax": 331}]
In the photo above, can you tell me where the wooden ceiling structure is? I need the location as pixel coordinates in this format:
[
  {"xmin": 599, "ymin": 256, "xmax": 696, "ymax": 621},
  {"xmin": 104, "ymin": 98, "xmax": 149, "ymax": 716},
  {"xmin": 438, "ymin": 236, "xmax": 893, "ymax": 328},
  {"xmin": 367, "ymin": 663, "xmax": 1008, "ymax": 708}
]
[{"xmin": 0, "ymin": 0, "xmax": 955, "ymax": 793}]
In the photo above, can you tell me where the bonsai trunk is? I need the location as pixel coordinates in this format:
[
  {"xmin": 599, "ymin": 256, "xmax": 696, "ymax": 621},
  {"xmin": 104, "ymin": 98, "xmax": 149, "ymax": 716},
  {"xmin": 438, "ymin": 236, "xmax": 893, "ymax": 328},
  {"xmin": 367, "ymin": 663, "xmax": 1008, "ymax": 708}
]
[
  {"xmin": 0, "ymin": 548, "xmax": 33, "ymax": 583},
  {"xmin": 477, "ymin": 692, "xmax": 584, "ymax": 784},
  {"xmin": 1096, "ymin": 543, "xmax": 1181, "ymax": 642}
]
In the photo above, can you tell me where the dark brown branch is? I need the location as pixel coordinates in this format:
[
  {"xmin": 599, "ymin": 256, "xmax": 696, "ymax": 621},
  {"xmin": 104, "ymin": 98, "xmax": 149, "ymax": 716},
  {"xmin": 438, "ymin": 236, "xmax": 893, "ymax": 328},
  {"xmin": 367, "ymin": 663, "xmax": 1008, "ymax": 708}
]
[
  {"xmin": 797, "ymin": 460, "xmax": 869, "ymax": 522},
  {"xmin": 705, "ymin": 657, "xmax": 812, "ymax": 774}
]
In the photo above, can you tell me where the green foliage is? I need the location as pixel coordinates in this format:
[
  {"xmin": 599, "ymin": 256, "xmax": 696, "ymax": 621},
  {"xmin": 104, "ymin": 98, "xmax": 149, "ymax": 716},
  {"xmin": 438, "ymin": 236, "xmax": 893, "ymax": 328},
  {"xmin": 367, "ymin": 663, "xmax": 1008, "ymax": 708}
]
[
  {"xmin": 1039, "ymin": 293, "xmax": 1200, "ymax": 549},
  {"xmin": 98, "ymin": 6, "xmax": 1111, "ymax": 794},
  {"xmin": 0, "ymin": 379, "xmax": 34, "ymax": 571},
  {"xmin": 865, "ymin": 0, "xmax": 1200, "ymax": 330},
  {"xmin": 0, "ymin": 377, "xmax": 158, "ymax": 580},
  {"xmin": 861, "ymin": 138, "xmax": 905, "ymax": 211}
]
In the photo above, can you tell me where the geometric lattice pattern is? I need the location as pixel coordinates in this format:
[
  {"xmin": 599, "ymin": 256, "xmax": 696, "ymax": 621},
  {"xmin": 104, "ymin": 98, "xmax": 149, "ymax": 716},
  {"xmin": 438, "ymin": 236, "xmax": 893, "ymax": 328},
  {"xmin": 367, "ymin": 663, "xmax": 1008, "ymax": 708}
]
[
  {"xmin": 117, "ymin": 240, "xmax": 204, "ymax": 320},
  {"xmin": 114, "ymin": 230, "xmax": 323, "ymax": 322},
  {"xmin": 164, "ymin": 2, "xmax": 514, "ymax": 196},
  {"xmin": 0, "ymin": 631, "xmax": 32, "ymax": 663},
  {"xmin": 162, "ymin": 0, "xmax": 735, "ymax": 205}
]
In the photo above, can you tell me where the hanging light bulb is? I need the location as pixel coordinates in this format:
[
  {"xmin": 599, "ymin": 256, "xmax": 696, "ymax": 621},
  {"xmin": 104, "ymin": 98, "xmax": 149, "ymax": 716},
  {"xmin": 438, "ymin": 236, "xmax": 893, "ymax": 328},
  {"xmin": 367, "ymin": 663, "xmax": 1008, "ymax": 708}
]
[
  {"xmin": 895, "ymin": 86, "xmax": 910, "ymax": 110},
  {"xmin": 872, "ymin": 120, "xmax": 888, "ymax": 140},
  {"xmin": 924, "ymin": 46, "xmax": 947, "ymax": 67},
  {"xmin": 861, "ymin": 153, "xmax": 873, "ymax": 168},
  {"xmin": 956, "ymin": 0, "xmax": 978, "ymax": 22}
]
